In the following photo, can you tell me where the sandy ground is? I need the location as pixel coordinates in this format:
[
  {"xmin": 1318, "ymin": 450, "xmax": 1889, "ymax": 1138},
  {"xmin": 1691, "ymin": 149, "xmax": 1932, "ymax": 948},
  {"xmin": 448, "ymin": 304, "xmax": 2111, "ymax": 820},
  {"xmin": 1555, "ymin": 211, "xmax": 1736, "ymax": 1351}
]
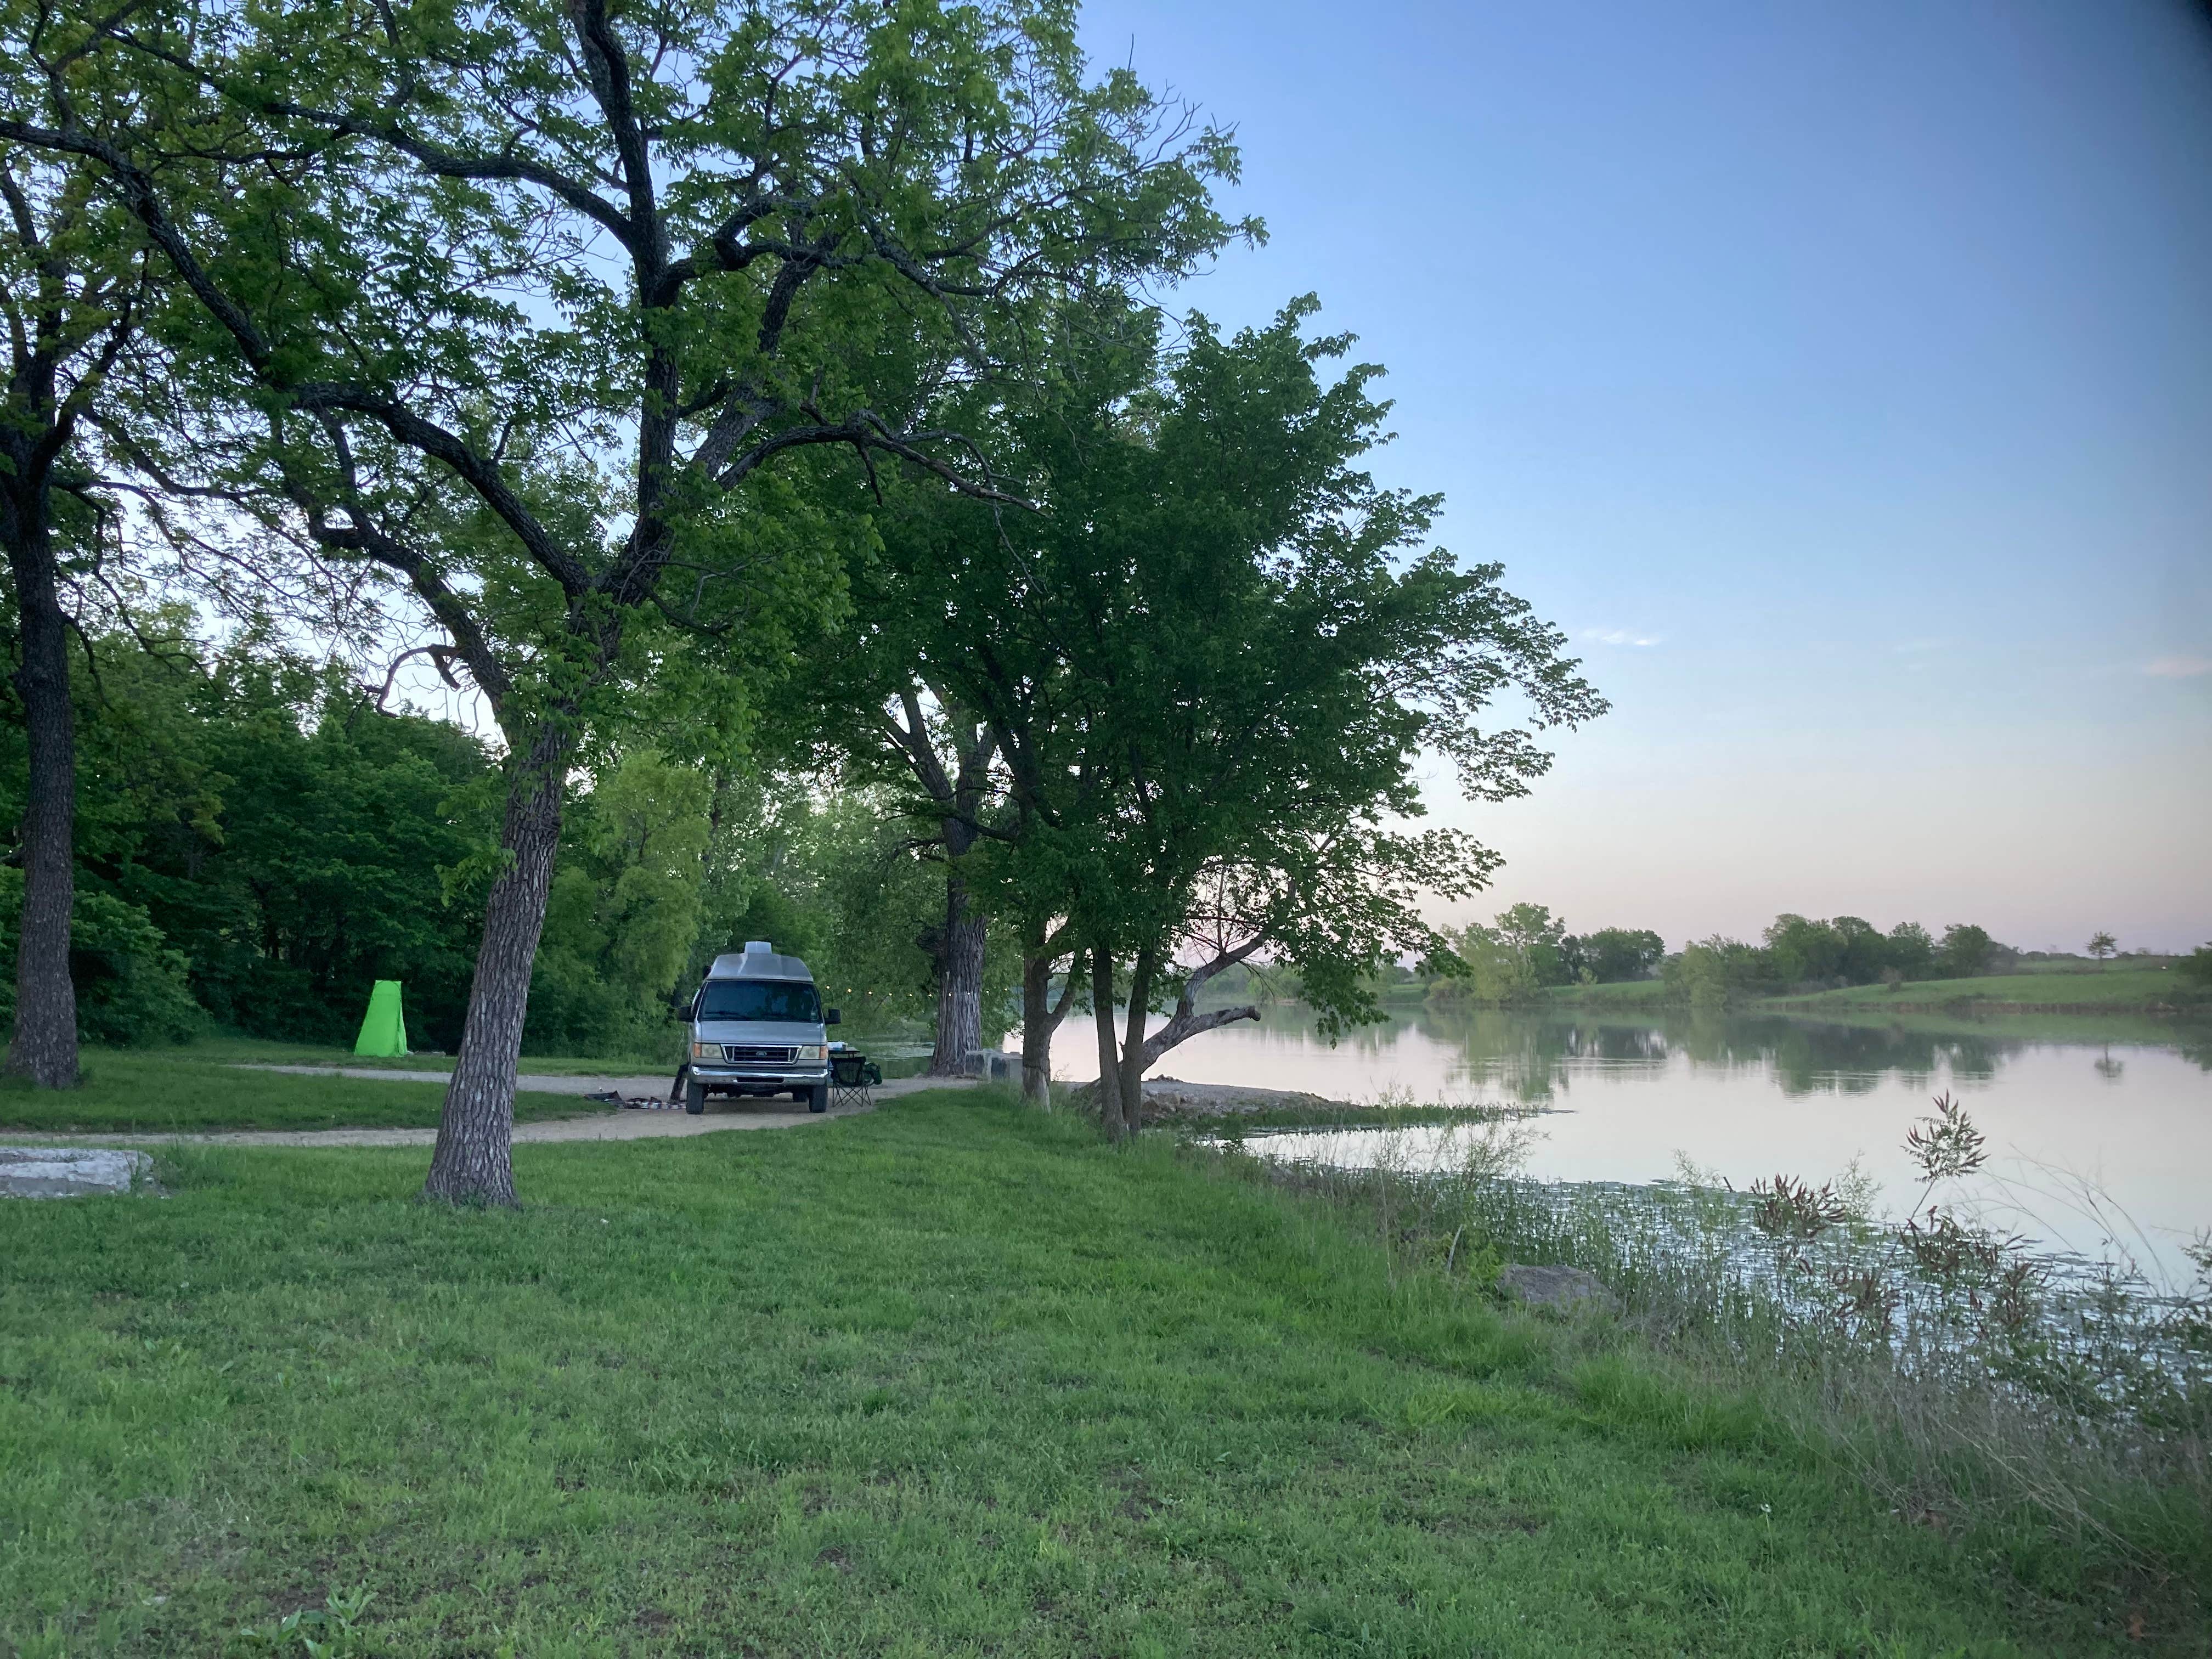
[{"xmin": 10, "ymin": 1071, "xmax": 972, "ymax": 1149}]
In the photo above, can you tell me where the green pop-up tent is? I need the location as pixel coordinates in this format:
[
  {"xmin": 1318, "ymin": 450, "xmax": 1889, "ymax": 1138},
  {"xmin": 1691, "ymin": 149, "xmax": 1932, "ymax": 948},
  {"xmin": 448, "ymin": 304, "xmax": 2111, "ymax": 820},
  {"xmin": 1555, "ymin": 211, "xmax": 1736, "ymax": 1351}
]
[{"xmin": 353, "ymin": 980, "xmax": 408, "ymax": 1057}]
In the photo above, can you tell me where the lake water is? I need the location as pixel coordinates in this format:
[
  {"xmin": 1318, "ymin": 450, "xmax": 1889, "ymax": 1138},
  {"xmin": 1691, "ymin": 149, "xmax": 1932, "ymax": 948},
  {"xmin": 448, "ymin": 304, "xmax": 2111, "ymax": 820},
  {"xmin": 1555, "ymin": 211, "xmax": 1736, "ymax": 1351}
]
[{"xmin": 1026, "ymin": 1002, "xmax": 2212, "ymax": 1275}]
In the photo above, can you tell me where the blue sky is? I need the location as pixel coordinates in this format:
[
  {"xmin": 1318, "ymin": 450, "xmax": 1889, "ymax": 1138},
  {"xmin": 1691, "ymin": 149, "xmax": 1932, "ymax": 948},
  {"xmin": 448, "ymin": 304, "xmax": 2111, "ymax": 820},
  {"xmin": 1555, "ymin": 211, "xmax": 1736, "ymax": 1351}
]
[{"xmin": 1076, "ymin": 0, "xmax": 2212, "ymax": 952}]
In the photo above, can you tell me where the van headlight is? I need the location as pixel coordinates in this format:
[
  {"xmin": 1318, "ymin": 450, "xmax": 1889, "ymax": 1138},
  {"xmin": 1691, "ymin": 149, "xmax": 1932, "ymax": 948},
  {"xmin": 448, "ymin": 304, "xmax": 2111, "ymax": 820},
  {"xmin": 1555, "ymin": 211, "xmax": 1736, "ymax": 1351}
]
[
  {"xmin": 794, "ymin": 1045, "xmax": 825, "ymax": 1062},
  {"xmin": 691, "ymin": 1041, "xmax": 723, "ymax": 1061}
]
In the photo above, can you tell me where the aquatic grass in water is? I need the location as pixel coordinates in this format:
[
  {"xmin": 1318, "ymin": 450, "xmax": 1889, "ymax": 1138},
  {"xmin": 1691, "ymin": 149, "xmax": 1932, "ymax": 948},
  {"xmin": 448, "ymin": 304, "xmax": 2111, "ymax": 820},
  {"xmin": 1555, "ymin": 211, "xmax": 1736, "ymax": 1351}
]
[{"xmin": 1210, "ymin": 1093, "xmax": 2212, "ymax": 1591}]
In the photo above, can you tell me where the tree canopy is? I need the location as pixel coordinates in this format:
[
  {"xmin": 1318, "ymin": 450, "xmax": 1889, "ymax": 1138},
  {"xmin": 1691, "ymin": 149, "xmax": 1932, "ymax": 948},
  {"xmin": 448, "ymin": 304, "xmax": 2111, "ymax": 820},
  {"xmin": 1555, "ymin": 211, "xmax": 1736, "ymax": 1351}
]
[
  {"xmin": 3, "ymin": 0, "xmax": 1245, "ymax": 1199},
  {"xmin": 2, "ymin": 0, "xmax": 1634, "ymax": 1180}
]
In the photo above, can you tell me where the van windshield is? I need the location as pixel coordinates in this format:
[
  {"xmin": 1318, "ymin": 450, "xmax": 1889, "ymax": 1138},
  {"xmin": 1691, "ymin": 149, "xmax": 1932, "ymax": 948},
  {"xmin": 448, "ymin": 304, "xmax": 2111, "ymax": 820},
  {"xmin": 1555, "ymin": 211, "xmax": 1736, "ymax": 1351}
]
[{"xmin": 697, "ymin": 979, "xmax": 821, "ymax": 1024}]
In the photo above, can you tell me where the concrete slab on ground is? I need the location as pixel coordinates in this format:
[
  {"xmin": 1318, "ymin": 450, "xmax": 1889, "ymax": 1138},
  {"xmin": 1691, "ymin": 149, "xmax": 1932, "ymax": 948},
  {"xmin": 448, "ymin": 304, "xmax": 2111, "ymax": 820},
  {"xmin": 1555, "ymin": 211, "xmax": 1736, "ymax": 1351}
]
[{"xmin": 1, "ymin": 1146, "xmax": 152, "ymax": 1197}]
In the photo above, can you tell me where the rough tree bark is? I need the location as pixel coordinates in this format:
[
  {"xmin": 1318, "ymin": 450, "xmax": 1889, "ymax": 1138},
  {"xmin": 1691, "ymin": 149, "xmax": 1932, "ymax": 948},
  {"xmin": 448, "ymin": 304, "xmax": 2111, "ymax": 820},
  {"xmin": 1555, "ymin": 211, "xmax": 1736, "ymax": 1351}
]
[
  {"xmin": 1114, "ymin": 948, "xmax": 1158, "ymax": 1139},
  {"xmin": 1018, "ymin": 930, "xmax": 1077, "ymax": 1107},
  {"xmin": 882, "ymin": 691, "xmax": 997, "ymax": 1079},
  {"xmin": 928, "ymin": 864, "xmax": 986, "ymax": 1075},
  {"xmin": 0, "ymin": 486, "xmax": 78, "ymax": 1087},
  {"xmin": 1091, "ymin": 945, "xmax": 1126, "ymax": 1139},
  {"xmin": 420, "ymin": 725, "xmax": 574, "ymax": 1205}
]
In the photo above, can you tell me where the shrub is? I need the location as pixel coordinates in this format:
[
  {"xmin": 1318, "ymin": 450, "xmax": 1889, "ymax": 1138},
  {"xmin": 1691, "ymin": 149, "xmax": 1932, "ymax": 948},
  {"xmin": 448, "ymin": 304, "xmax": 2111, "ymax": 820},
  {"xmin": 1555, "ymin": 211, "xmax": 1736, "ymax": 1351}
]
[{"xmin": 0, "ymin": 869, "xmax": 201, "ymax": 1046}]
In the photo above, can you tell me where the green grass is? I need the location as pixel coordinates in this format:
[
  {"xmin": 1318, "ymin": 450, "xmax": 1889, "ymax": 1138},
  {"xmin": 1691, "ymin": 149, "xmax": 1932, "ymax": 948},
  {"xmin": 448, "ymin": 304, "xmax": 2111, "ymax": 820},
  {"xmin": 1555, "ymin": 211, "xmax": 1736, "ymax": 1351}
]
[
  {"xmin": 1762, "ymin": 967, "xmax": 2200, "ymax": 1012},
  {"xmin": 177, "ymin": 1034, "xmax": 684, "ymax": 1077},
  {"xmin": 0, "ymin": 1049, "xmax": 612, "ymax": 1135},
  {"xmin": 1536, "ymin": 979, "xmax": 1677, "ymax": 1009},
  {"xmin": 1, "ymin": 1089, "xmax": 2182, "ymax": 1656}
]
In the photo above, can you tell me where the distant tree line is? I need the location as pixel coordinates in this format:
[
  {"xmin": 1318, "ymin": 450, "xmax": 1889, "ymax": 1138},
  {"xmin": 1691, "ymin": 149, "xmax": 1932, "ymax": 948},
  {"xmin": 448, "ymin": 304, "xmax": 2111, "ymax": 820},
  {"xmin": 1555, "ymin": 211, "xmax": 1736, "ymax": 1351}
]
[
  {"xmin": 1664, "ymin": 914, "xmax": 2000, "ymax": 1012},
  {"xmin": 1432, "ymin": 904, "xmax": 2014, "ymax": 1008},
  {"xmin": 1436, "ymin": 904, "xmax": 1662, "ymax": 1002}
]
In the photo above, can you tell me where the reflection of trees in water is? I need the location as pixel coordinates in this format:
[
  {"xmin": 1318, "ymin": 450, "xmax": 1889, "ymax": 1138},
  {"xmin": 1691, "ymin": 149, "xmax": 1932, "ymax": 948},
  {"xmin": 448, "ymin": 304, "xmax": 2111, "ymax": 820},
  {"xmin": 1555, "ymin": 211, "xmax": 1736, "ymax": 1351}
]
[
  {"xmin": 2177, "ymin": 1028, "xmax": 2212, "ymax": 1073},
  {"xmin": 1409, "ymin": 1011, "xmax": 1677, "ymax": 1103},
  {"xmin": 1415, "ymin": 1007, "xmax": 2027, "ymax": 1098},
  {"xmin": 1730, "ymin": 1018, "xmax": 2005, "ymax": 1096}
]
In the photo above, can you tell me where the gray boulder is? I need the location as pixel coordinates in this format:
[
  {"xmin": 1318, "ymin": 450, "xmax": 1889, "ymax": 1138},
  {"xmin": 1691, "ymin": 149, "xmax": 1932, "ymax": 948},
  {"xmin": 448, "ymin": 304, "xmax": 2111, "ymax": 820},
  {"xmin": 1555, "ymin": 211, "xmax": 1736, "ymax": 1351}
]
[
  {"xmin": 1498, "ymin": 1262, "xmax": 1615, "ymax": 1312},
  {"xmin": 0, "ymin": 1147, "xmax": 151, "ymax": 1199}
]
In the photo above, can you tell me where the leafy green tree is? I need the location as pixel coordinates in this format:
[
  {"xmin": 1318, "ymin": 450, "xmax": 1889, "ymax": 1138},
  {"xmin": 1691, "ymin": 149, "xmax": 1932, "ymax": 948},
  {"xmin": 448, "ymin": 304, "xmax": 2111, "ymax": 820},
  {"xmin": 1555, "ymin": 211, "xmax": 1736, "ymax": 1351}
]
[
  {"xmin": 1562, "ymin": 926, "xmax": 1664, "ymax": 983},
  {"xmin": 527, "ymin": 753, "xmax": 709, "ymax": 1057},
  {"xmin": 2178, "ymin": 944, "xmax": 2212, "ymax": 992},
  {"xmin": 1452, "ymin": 904, "xmax": 1570, "ymax": 1000},
  {"xmin": 939, "ymin": 304, "xmax": 1602, "ymax": 1137},
  {"xmin": 2086, "ymin": 931, "xmax": 2117, "ymax": 961},
  {"xmin": 1662, "ymin": 935, "xmax": 1759, "ymax": 1014},
  {"xmin": 5, "ymin": 0, "xmax": 1239, "ymax": 1201},
  {"xmin": 1443, "ymin": 923, "xmax": 1522, "ymax": 1004},
  {"xmin": 1494, "ymin": 904, "xmax": 1570, "ymax": 989},
  {"xmin": 0, "ymin": 617, "xmax": 499, "ymax": 1045},
  {"xmin": 0, "ymin": 870, "xmax": 200, "ymax": 1046},
  {"xmin": 1761, "ymin": 913, "xmax": 1844, "ymax": 985},
  {"xmin": 1937, "ymin": 923, "xmax": 1995, "ymax": 979},
  {"xmin": 0, "ymin": 95, "xmax": 172, "ymax": 1084},
  {"xmin": 1885, "ymin": 921, "xmax": 1936, "ymax": 981},
  {"xmin": 1832, "ymin": 916, "xmax": 1887, "ymax": 985}
]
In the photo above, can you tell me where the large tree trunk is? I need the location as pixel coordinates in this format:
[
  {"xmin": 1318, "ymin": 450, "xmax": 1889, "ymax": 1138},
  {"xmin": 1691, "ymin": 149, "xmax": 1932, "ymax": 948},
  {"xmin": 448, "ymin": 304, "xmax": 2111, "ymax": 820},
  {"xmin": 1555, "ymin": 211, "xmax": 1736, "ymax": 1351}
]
[
  {"xmin": 1091, "ymin": 945, "xmax": 1125, "ymax": 1139},
  {"xmin": 926, "ymin": 865, "xmax": 986, "ymax": 1076},
  {"xmin": 1018, "ymin": 936, "xmax": 1077, "ymax": 1108},
  {"xmin": 1114, "ymin": 948, "xmax": 1155, "ymax": 1141},
  {"xmin": 1020, "ymin": 950, "xmax": 1053, "ymax": 1104},
  {"xmin": 2, "ymin": 481, "xmax": 79, "ymax": 1089},
  {"xmin": 421, "ymin": 725, "xmax": 573, "ymax": 1206}
]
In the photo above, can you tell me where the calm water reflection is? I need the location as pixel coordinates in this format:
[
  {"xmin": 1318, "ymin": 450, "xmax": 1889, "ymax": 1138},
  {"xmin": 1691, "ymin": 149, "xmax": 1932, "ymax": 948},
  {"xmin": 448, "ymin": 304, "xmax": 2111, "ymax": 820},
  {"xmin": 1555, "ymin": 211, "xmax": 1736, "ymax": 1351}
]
[{"xmin": 1029, "ymin": 1003, "xmax": 2212, "ymax": 1268}]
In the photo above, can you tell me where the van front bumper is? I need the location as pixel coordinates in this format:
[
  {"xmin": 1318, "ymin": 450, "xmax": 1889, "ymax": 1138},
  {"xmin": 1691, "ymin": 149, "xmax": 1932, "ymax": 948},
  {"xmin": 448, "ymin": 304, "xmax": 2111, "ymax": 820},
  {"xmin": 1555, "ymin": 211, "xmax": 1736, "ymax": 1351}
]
[{"xmin": 689, "ymin": 1065, "xmax": 830, "ymax": 1091}]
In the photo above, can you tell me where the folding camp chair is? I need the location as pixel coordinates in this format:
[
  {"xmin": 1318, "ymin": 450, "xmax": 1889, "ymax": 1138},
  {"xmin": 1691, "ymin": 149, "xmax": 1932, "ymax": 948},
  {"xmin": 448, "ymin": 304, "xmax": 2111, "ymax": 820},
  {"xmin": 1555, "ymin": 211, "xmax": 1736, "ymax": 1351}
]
[{"xmin": 829, "ymin": 1051, "xmax": 879, "ymax": 1111}]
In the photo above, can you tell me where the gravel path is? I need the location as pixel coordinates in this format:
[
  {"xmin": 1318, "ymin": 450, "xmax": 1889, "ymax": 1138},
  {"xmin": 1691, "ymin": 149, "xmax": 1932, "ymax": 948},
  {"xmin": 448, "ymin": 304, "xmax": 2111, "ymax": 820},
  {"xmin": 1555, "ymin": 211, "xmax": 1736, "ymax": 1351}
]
[
  {"xmin": 234, "ymin": 1064, "xmax": 679, "ymax": 1096},
  {"xmin": 12, "ymin": 1071, "xmax": 972, "ymax": 1148}
]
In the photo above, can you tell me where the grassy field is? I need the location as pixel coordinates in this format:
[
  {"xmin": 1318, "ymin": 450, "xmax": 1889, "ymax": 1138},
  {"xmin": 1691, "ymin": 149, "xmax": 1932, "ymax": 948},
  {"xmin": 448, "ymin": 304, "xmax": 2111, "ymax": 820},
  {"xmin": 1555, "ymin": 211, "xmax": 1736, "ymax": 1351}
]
[
  {"xmin": 1536, "ymin": 979, "xmax": 1675, "ymax": 1010},
  {"xmin": 0, "ymin": 1045, "xmax": 618, "ymax": 1135},
  {"xmin": 1762, "ymin": 967, "xmax": 2200, "ymax": 1013},
  {"xmin": 177, "ymin": 1035, "xmax": 682, "ymax": 1077},
  {"xmin": 1, "ymin": 1088, "xmax": 2185, "ymax": 1656},
  {"xmin": 1481, "ymin": 967, "xmax": 2208, "ymax": 1019}
]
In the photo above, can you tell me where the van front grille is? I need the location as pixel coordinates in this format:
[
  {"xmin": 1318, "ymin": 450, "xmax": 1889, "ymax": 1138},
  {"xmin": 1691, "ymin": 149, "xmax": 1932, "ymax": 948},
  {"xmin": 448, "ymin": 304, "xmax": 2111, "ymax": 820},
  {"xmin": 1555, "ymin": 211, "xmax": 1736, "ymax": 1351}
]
[{"xmin": 719, "ymin": 1046, "xmax": 794, "ymax": 1065}]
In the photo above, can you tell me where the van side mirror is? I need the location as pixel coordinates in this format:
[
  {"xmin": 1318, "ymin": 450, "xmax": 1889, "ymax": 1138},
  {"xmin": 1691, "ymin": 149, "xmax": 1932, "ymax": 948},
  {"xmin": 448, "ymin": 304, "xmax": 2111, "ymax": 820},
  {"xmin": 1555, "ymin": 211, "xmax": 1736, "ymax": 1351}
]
[{"xmin": 825, "ymin": 1008, "xmax": 841, "ymax": 1025}]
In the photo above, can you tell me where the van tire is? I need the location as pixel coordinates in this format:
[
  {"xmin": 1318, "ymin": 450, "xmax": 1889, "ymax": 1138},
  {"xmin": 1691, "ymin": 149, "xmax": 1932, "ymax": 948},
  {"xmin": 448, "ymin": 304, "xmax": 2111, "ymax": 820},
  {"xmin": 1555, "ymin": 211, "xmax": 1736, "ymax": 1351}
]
[
  {"xmin": 685, "ymin": 1078, "xmax": 707, "ymax": 1115},
  {"xmin": 806, "ymin": 1083, "xmax": 828, "ymax": 1114}
]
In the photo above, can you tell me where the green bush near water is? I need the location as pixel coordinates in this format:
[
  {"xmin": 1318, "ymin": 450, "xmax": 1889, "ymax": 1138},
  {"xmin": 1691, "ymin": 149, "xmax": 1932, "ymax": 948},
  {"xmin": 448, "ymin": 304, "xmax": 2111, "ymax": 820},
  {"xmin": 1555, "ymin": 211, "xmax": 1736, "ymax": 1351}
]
[{"xmin": 1, "ymin": 1090, "xmax": 2187, "ymax": 1655}]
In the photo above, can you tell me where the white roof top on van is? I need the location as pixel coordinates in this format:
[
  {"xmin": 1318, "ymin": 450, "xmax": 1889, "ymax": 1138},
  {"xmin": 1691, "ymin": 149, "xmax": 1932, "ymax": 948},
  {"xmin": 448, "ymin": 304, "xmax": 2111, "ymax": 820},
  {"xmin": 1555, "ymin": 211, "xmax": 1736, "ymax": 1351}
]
[{"xmin": 707, "ymin": 940, "xmax": 814, "ymax": 981}]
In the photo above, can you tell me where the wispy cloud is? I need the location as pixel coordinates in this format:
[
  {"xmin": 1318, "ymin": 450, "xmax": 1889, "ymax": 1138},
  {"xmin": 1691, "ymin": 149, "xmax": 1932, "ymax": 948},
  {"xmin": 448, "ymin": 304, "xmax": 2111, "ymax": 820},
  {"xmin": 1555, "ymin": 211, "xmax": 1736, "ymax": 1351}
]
[
  {"xmin": 2143, "ymin": 655, "xmax": 2212, "ymax": 679},
  {"xmin": 1581, "ymin": 628, "xmax": 1662, "ymax": 648}
]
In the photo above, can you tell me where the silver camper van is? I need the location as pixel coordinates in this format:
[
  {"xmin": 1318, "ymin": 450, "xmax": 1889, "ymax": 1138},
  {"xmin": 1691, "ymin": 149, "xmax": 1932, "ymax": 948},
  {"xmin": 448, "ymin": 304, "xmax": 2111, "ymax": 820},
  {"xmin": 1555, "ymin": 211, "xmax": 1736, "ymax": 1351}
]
[{"xmin": 679, "ymin": 940, "xmax": 838, "ymax": 1114}]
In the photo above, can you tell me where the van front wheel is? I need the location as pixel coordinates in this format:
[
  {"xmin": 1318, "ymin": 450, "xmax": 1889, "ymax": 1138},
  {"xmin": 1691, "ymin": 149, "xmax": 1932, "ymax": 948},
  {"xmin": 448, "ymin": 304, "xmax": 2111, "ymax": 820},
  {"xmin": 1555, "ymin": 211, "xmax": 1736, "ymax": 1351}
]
[
  {"xmin": 685, "ymin": 1079, "xmax": 708, "ymax": 1115},
  {"xmin": 806, "ymin": 1084, "xmax": 828, "ymax": 1114}
]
